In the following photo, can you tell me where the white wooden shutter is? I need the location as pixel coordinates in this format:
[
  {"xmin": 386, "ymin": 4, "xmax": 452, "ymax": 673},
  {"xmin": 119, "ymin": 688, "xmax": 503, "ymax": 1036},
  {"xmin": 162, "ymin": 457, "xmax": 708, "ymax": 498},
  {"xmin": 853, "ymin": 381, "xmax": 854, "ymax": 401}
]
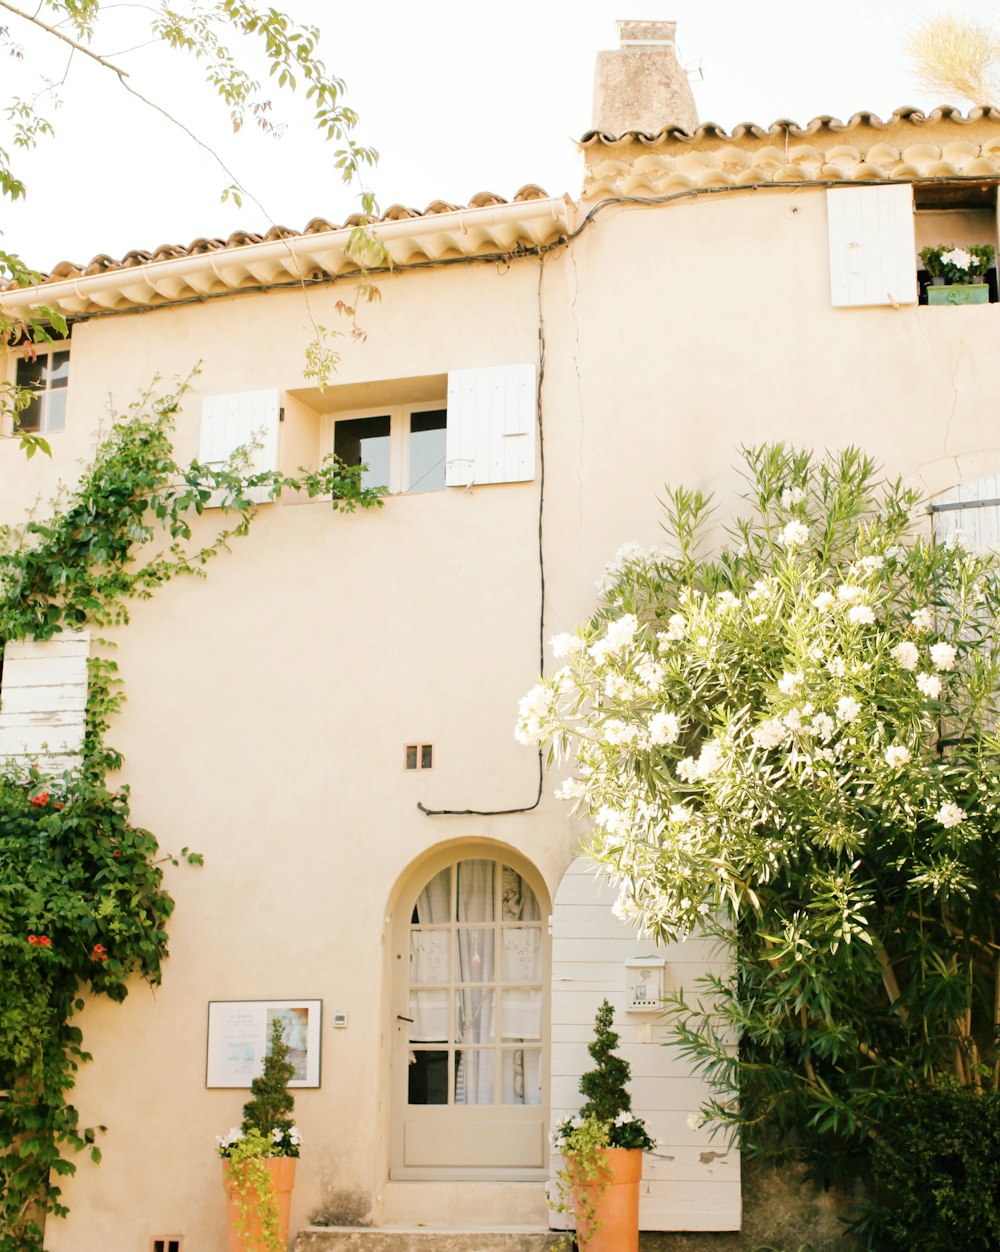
[
  {"xmin": 931, "ymin": 474, "xmax": 1000, "ymax": 551},
  {"xmin": 0, "ymin": 631, "xmax": 89, "ymax": 768},
  {"xmin": 827, "ymin": 186, "xmax": 917, "ymax": 307},
  {"xmin": 199, "ymin": 389, "xmax": 280, "ymax": 504},
  {"xmin": 445, "ymin": 364, "xmax": 536, "ymax": 487},
  {"xmin": 550, "ymin": 858, "xmax": 740, "ymax": 1232}
]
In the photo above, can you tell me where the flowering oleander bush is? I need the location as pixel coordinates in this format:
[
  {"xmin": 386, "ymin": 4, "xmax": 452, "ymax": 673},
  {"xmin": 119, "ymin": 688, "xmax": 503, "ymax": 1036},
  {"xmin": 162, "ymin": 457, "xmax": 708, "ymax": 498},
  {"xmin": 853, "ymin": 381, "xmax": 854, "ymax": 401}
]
[
  {"xmin": 519, "ymin": 444, "xmax": 1000, "ymax": 1187},
  {"xmin": 920, "ymin": 243, "xmax": 995, "ymax": 283}
]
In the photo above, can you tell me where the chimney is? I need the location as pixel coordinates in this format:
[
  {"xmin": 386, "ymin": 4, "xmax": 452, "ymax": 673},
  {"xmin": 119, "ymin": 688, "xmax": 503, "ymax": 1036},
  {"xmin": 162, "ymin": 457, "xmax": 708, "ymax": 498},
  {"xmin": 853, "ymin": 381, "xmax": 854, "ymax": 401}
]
[{"xmin": 592, "ymin": 20, "xmax": 698, "ymax": 135}]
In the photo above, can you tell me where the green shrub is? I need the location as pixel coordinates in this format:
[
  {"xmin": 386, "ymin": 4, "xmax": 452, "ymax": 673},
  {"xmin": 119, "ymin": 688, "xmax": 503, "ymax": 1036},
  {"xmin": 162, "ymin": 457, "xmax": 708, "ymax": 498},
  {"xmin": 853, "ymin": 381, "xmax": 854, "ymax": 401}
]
[{"xmin": 864, "ymin": 1087, "xmax": 1000, "ymax": 1251}]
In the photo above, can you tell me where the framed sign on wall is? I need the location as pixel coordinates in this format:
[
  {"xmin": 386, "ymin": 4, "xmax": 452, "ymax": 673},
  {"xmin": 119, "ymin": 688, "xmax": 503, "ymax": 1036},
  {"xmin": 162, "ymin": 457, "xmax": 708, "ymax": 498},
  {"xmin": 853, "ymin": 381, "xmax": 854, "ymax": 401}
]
[{"xmin": 206, "ymin": 999, "xmax": 322, "ymax": 1088}]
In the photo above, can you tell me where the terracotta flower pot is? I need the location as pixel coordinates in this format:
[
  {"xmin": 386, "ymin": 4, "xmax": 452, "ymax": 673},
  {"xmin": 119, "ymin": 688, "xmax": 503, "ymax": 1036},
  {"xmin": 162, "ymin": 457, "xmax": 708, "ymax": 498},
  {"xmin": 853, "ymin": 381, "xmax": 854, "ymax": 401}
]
[
  {"xmin": 222, "ymin": 1156, "xmax": 296, "ymax": 1252},
  {"xmin": 568, "ymin": 1146, "xmax": 642, "ymax": 1252}
]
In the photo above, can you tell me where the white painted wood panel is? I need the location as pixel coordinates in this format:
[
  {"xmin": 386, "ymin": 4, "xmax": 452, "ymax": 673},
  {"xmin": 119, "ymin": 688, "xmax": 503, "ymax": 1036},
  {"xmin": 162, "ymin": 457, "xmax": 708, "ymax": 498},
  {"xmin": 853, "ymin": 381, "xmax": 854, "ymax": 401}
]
[
  {"xmin": 445, "ymin": 365, "xmax": 536, "ymax": 487},
  {"xmin": 0, "ymin": 631, "xmax": 89, "ymax": 765},
  {"xmin": 827, "ymin": 186, "xmax": 917, "ymax": 307},
  {"xmin": 199, "ymin": 389, "xmax": 280, "ymax": 505},
  {"xmin": 932, "ymin": 474, "xmax": 1000, "ymax": 552},
  {"xmin": 549, "ymin": 855, "xmax": 740, "ymax": 1232}
]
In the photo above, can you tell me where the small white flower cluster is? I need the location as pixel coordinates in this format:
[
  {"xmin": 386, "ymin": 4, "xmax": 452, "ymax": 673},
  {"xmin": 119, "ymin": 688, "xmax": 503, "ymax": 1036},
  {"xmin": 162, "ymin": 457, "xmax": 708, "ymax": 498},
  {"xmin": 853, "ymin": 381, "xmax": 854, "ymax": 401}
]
[
  {"xmin": 780, "ymin": 486, "xmax": 806, "ymax": 508},
  {"xmin": 677, "ymin": 739, "xmax": 723, "ymax": 782},
  {"xmin": 595, "ymin": 541, "xmax": 677, "ymax": 596},
  {"xmin": 752, "ymin": 718, "xmax": 786, "ymax": 750},
  {"xmin": 649, "ymin": 711, "xmax": 681, "ymax": 745},
  {"xmin": 884, "ymin": 745, "xmax": 911, "ymax": 767},
  {"xmin": 941, "ymin": 247, "xmax": 973, "ymax": 270},
  {"xmin": 216, "ymin": 1127, "xmax": 243, "ymax": 1151},
  {"xmin": 779, "ymin": 520, "xmax": 809, "ymax": 550},
  {"xmin": 935, "ymin": 802, "xmax": 967, "ymax": 829},
  {"xmin": 273, "ymin": 1125, "xmax": 301, "ymax": 1147},
  {"xmin": 515, "ymin": 682, "xmax": 558, "ymax": 745},
  {"xmin": 916, "ymin": 673, "xmax": 942, "ymax": 700},
  {"xmin": 590, "ymin": 613, "xmax": 640, "ymax": 663},
  {"xmin": 550, "ymin": 632, "xmax": 585, "ymax": 659}
]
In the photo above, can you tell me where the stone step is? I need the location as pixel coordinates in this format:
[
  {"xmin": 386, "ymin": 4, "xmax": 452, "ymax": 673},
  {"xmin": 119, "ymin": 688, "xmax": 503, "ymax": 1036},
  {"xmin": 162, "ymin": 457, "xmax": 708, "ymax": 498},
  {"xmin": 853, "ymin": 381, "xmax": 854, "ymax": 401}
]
[{"xmin": 294, "ymin": 1228, "xmax": 564, "ymax": 1252}]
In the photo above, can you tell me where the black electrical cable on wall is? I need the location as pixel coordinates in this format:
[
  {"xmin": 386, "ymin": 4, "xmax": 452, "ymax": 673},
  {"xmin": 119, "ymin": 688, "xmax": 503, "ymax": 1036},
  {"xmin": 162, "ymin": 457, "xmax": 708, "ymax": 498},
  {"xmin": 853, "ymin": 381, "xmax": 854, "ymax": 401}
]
[{"xmin": 417, "ymin": 256, "xmax": 548, "ymax": 817}]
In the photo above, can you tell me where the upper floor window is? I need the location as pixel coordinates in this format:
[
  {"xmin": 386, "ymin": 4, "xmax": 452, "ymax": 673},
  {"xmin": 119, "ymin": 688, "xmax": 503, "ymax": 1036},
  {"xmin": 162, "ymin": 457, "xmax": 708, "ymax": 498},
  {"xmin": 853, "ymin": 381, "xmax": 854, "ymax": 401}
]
[
  {"xmin": 14, "ymin": 345, "xmax": 69, "ymax": 433},
  {"xmin": 333, "ymin": 404, "xmax": 447, "ymax": 495}
]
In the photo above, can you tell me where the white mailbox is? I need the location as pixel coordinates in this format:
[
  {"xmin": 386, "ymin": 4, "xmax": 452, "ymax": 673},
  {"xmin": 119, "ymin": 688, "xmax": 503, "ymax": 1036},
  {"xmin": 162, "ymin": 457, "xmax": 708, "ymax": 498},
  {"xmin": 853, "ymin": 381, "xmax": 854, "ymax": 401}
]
[{"xmin": 625, "ymin": 956, "xmax": 666, "ymax": 1012}]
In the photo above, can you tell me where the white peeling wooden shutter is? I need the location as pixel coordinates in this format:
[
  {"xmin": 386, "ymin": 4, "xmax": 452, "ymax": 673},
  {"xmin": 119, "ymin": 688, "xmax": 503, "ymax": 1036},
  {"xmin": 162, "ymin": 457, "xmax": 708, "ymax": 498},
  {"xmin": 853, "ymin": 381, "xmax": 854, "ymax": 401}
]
[
  {"xmin": 550, "ymin": 858, "xmax": 740, "ymax": 1232},
  {"xmin": 445, "ymin": 364, "xmax": 536, "ymax": 487},
  {"xmin": 827, "ymin": 186, "xmax": 917, "ymax": 307},
  {"xmin": 199, "ymin": 389, "xmax": 280, "ymax": 504},
  {"xmin": 0, "ymin": 631, "xmax": 89, "ymax": 769},
  {"xmin": 931, "ymin": 474, "xmax": 1000, "ymax": 551}
]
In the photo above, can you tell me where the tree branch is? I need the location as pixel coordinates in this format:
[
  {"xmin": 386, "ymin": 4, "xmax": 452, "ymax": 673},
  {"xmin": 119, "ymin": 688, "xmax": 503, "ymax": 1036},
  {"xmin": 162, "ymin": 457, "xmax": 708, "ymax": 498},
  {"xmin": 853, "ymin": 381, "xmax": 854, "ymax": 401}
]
[{"xmin": 0, "ymin": 0, "xmax": 130, "ymax": 79}]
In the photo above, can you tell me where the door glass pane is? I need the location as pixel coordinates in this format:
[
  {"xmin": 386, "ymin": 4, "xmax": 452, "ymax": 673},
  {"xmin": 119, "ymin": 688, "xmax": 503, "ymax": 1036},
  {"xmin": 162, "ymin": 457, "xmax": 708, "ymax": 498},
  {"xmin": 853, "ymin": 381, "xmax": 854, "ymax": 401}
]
[
  {"xmin": 334, "ymin": 415, "xmax": 391, "ymax": 490},
  {"xmin": 499, "ymin": 988, "xmax": 542, "ymax": 1041},
  {"xmin": 409, "ymin": 988, "xmax": 449, "ymax": 1043},
  {"xmin": 455, "ymin": 1048, "xmax": 496, "ymax": 1105},
  {"xmin": 410, "ymin": 930, "xmax": 450, "ymax": 983},
  {"xmin": 501, "ymin": 926, "xmax": 541, "ymax": 982},
  {"xmin": 456, "ymin": 986, "xmax": 495, "ymax": 1045},
  {"xmin": 502, "ymin": 1049, "xmax": 542, "ymax": 1105},
  {"xmin": 412, "ymin": 867, "xmax": 450, "ymax": 924},
  {"xmin": 408, "ymin": 1049, "xmax": 449, "ymax": 1105},
  {"xmin": 456, "ymin": 860, "xmax": 495, "ymax": 921},
  {"xmin": 456, "ymin": 927, "xmax": 493, "ymax": 983},
  {"xmin": 501, "ymin": 866, "xmax": 540, "ymax": 920},
  {"xmin": 408, "ymin": 409, "xmax": 446, "ymax": 493}
]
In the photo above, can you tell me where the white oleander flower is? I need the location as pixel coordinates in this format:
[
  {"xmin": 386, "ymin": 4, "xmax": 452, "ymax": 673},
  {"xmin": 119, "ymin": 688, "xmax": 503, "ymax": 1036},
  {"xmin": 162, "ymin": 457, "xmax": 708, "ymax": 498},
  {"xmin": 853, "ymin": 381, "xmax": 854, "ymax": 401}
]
[
  {"xmin": 891, "ymin": 641, "xmax": 919, "ymax": 671},
  {"xmin": 837, "ymin": 584, "xmax": 863, "ymax": 603},
  {"xmin": 515, "ymin": 683, "xmax": 556, "ymax": 745},
  {"xmin": 686, "ymin": 1112, "xmax": 703, "ymax": 1131},
  {"xmin": 836, "ymin": 696, "xmax": 861, "ymax": 723},
  {"xmin": 812, "ymin": 591, "xmax": 834, "ymax": 610},
  {"xmin": 884, "ymin": 745, "xmax": 911, "ymax": 767},
  {"xmin": 781, "ymin": 486, "xmax": 806, "ymax": 507},
  {"xmin": 669, "ymin": 803, "xmax": 693, "ymax": 824},
  {"xmin": 911, "ymin": 608, "xmax": 935, "ymax": 632},
  {"xmin": 935, "ymin": 802, "xmax": 966, "ymax": 828},
  {"xmin": 603, "ymin": 719, "xmax": 639, "ymax": 746},
  {"xmin": 860, "ymin": 555, "xmax": 884, "ymax": 573},
  {"xmin": 778, "ymin": 671, "xmax": 804, "ymax": 694},
  {"xmin": 828, "ymin": 657, "xmax": 847, "ymax": 677},
  {"xmin": 555, "ymin": 778, "xmax": 587, "ymax": 801},
  {"xmin": 779, "ymin": 520, "xmax": 809, "ymax": 549},
  {"xmin": 665, "ymin": 613, "xmax": 686, "ymax": 641},
  {"xmin": 930, "ymin": 642, "xmax": 957, "ymax": 672},
  {"xmin": 753, "ymin": 718, "xmax": 787, "ymax": 749},
  {"xmin": 848, "ymin": 604, "xmax": 875, "ymax": 625},
  {"xmin": 550, "ymin": 632, "xmax": 584, "ymax": 658},
  {"xmin": 649, "ymin": 711, "xmax": 681, "ymax": 745},
  {"xmin": 916, "ymin": 673, "xmax": 942, "ymax": 699}
]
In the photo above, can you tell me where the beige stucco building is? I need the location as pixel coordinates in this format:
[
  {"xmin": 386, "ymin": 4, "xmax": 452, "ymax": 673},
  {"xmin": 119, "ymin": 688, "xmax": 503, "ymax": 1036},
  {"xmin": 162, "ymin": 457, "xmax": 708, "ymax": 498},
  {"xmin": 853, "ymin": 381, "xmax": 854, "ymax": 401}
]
[{"xmin": 4, "ymin": 21, "xmax": 1000, "ymax": 1252}]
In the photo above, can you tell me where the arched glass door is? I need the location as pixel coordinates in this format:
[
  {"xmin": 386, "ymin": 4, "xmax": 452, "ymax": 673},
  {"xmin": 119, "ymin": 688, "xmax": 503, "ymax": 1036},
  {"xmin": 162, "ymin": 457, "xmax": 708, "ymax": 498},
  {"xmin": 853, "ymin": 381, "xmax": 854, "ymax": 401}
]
[{"xmin": 391, "ymin": 851, "xmax": 549, "ymax": 1177}]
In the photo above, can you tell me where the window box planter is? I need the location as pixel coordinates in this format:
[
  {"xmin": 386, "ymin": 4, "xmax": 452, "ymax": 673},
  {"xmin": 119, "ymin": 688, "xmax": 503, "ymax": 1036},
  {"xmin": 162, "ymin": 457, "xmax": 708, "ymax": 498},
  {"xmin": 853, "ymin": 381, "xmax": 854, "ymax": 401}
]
[{"xmin": 927, "ymin": 283, "xmax": 989, "ymax": 306}]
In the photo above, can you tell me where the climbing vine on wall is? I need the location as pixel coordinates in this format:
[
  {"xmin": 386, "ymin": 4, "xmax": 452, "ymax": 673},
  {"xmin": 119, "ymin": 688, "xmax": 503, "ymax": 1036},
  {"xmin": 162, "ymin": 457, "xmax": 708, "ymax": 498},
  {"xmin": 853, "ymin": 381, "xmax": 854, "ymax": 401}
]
[{"xmin": 0, "ymin": 379, "xmax": 383, "ymax": 1250}]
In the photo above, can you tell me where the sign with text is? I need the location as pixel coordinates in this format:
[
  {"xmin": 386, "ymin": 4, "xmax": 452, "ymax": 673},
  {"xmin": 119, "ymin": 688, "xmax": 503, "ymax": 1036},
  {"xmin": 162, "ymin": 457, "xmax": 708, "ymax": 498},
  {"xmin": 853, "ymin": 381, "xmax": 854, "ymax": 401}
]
[{"xmin": 206, "ymin": 999, "xmax": 322, "ymax": 1088}]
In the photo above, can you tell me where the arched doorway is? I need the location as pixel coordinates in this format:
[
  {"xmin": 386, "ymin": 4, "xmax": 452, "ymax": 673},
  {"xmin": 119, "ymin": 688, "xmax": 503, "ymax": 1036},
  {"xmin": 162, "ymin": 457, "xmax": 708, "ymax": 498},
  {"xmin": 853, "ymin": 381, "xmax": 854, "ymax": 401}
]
[{"xmin": 390, "ymin": 845, "xmax": 550, "ymax": 1178}]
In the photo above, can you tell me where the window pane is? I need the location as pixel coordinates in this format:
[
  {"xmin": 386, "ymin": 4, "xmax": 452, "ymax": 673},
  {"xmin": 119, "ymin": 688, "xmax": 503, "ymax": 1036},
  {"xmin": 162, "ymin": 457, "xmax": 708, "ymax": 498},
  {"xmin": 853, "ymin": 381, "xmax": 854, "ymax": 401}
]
[
  {"xmin": 456, "ymin": 986, "xmax": 495, "ymax": 1045},
  {"xmin": 455, "ymin": 1048, "xmax": 495, "ymax": 1105},
  {"xmin": 501, "ymin": 927, "xmax": 541, "ymax": 982},
  {"xmin": 47, "ymin": 351, "xmax": 70, "ymax": 388},
  {"xmin": 456, "ymin": 860, "xmax": 495, "ymax": 921},
  {"xmin": 408, "ymin": 409, "xmax": 446, "ymax": 493},
  {"xmin": 501, "ymin": 866, "xmax": 540, "ymax": 920},
  {"xmin": 15, "ymin": 356, "xmax": 44, "ymax": 390},
  {"xmin": 502, "ymin": 1048, "xmax": 541, "ymax": 1105},
  {"xmin": 412, "ymin": 867, "xmax": 450, "ymax": 924},
  {"xmin": 410, "ymin": 930, "xmax": 450, "ymax": 984},
  {"xmin": 408, "ymin": 1049, "xmax": 449, "ymax": 1105},
  {"xmin": 334, "ymin": 415, "xmax": 390, "ymax": 490},
  {"xmin": 499, "ymin": 988, "xmax": 542, "ymax": 1041},
  {"xmin": 16, "ymin": 396, "xmax": 41, "ymax": 432},
  {"xmin": 45, "ymin": 390, "xmax": 67, "ymax": 432}
]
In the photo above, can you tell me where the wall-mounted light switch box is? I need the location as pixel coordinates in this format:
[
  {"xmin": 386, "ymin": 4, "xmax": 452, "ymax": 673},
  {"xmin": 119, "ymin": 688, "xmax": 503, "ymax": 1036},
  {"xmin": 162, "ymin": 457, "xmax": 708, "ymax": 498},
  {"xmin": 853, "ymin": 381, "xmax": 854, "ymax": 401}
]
[{"xmin": 332, "ymin": 1011, "xmax": 349, "ymax": 1029}]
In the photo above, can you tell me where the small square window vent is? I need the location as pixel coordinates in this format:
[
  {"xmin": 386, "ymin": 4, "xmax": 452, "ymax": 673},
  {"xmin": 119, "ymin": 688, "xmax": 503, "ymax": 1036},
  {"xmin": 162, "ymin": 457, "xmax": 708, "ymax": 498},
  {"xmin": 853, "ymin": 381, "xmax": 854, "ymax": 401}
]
[
  {"xmin": 405, "ymin": 744, "xmax": 433, "ymax": 770},
  {"xmin": 150, "ymin": 1239, "xmax": 183, "ymax": 1252}
]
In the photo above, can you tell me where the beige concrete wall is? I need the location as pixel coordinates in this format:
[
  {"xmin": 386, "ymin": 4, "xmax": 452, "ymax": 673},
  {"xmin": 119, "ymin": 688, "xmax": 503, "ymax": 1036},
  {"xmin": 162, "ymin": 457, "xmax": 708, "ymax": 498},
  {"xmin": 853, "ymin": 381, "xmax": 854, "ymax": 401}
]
[{"xmin": 5, "ymin": 181, "xmax": 1000, "ymax": 1250}]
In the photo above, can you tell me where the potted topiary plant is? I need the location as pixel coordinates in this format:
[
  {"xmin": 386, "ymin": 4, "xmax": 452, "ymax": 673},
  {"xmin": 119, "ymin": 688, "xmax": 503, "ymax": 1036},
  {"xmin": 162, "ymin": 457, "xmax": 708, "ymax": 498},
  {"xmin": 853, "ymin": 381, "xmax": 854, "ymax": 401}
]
[
  {"xmin": 920, "ymin": 243, "xmax": 995, "ymax": 304},
  {"xmin": 550, "ymin": 999, "xmax": 654, "ymax": 1252},
  {"xmin": 217, "ymin": 1017, "xmax": 301, "ymax": 1252}
]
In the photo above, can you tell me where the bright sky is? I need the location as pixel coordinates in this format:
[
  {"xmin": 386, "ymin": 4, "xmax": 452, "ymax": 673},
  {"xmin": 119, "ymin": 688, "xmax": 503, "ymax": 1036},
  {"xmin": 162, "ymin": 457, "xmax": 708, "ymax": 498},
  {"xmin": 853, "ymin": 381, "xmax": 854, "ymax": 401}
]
[{"xmin": 1, "ymin": 0, "xmax": 994, "ymax": 271}]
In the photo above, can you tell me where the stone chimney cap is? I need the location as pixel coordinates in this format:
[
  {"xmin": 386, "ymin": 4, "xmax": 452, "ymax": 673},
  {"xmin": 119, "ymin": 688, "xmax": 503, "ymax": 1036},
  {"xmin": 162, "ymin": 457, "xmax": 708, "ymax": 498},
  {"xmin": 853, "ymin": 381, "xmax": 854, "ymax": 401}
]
[{"xmin": 617, "ymin": 20, "xmax": 677, "ymax": 46}]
